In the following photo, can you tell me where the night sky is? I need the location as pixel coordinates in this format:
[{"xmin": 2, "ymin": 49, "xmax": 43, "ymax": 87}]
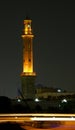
[{"xmin": 0, "ymin": 1, "xmax": 75, "ymax": 98}]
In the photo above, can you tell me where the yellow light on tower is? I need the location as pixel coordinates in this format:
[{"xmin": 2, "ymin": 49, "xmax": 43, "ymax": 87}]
[
  {"xmin": 21, "ymin": 17, "xmax": 36, "ymax": 99},
  {"xmin": 21, "ymin": 19, "xmax": 36, "ymax": 76}
]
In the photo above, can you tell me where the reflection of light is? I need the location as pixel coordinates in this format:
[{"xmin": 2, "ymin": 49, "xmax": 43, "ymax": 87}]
[
  {"xmin": 71, "ymin": 116, "xmax": 74, "ymax": 118},
  {"xmin": 31, "ymin": 117, "xmax": 75, "ymax": 121},
  {"xmin": 15, "ymin": 117, "xmax": 18, "ymax": 119}
]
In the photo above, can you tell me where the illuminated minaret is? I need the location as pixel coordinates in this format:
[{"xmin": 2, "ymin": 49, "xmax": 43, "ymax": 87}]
[{"xmin": 21, "ymin": 17, "xmax": 36, "ymax": 99}]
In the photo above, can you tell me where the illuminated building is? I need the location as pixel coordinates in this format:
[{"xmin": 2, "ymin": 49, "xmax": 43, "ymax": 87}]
[{"xmin": 21, "ymin": 17, "xmax": 36, "ymax": 99}]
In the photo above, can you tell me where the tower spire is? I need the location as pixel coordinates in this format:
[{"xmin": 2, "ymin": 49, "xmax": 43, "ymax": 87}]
[{"xmin": 21, "ymin": 18, "xmax": 36, "ymax": 76}]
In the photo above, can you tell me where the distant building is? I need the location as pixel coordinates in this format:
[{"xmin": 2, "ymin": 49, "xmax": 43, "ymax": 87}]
[{"xmin": 35, "ymin": 84, "xmax": 74, "ymax": 100}]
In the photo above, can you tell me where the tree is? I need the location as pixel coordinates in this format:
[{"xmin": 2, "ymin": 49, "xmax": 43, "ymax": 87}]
[{"xmin": 0, "ymin": 96, "xmax": 12, "ymax": 113}]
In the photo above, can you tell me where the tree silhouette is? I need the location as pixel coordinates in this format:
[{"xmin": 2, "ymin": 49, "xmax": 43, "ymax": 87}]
[
  {"xmin": 0, "ymin": 96, "xmax": 12, "ymax": 113},
  {"xmin": 0, "ymin": 122, "xmax": 25, "ymax": 130}
]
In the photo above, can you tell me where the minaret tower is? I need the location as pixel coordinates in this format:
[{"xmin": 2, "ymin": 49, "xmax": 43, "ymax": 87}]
[{"xmin": 21, "ymin": 17, "xmax": 36, "ymax": 99}]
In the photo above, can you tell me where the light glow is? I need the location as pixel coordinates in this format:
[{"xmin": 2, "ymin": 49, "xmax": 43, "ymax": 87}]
[
  {"xmin": 21, "ymin": 72, "xmax": 36, "ymax": 76},
  {"xmin": 31, "ymin": 117, "xmax": 75, "ymax": 121},
  {"xmin": 35, "ymin": 98, "xmax": 40, "ymax": 102},
  {"xmin": 21, "ymin": 19, "xmax": 36, "ymax": 76},
  {"xmin": 61, "ymin": 99, "xmax": 67, "ymax": 103},
  {"xmin": 0, "ymin": 114, "xmax": 75, "ymax": 122}
]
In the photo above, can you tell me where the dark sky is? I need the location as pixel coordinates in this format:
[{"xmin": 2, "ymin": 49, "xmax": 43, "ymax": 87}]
[{"xmin": 0, "ymin": 0, "xmax": 75, "ymax": 98}]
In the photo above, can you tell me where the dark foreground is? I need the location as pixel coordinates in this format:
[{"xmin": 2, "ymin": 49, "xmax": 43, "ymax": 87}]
[
  {"xmin": 0, "ymin": 121, "xmax": 75, "ymax": 130},
  {"xmin": 20, "ymin": 121, "xmax": 75, "ymax": 130}
]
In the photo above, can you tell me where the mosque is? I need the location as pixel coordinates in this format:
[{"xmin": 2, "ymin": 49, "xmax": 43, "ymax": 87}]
[{"xmin": 20, "ymin": 17, "xmax": 74, "ymax": 101}]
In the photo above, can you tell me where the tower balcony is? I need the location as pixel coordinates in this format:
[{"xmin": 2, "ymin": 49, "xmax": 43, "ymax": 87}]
[{"xmin": 21, "ymin": 72, "xmax": 36, "ymax": 76}]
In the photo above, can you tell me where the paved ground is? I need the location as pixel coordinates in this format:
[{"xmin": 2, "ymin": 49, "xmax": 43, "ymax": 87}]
[{"xmin": 21, "ymin": 121, "xmax": 75, "ymax": 130}]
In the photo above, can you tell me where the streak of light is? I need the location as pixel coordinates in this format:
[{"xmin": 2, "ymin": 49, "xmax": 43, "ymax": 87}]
[
  {"xmin": 30, "ymin": 117, "xmax": 75, "ymax": 121},
  {"xmin": 0, "ymin": 113, "xmax": 75, "ymax": 117},
  {"xmin": 0, "ymin": 114, "xmax": 75, "ymax": 122}
]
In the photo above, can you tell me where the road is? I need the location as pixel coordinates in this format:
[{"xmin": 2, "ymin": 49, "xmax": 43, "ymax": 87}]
[
  {"xmin": 0, "ymin": 114, "xmax": 75, "ymax": 129},
  {"xmin": 21, "ymin": 121, "xmax": 75, "ymax": 130}
]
